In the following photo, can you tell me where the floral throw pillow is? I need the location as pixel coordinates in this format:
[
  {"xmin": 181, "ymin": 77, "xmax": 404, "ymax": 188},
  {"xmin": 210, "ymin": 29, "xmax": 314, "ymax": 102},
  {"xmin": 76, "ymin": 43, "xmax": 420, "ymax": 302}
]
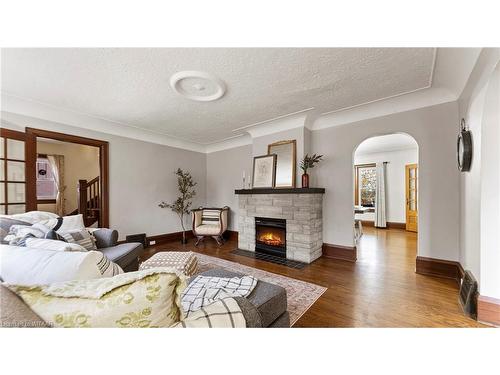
[{"xmin": 6, "ymin": 268, "xmax": 187, "ymax": 328}]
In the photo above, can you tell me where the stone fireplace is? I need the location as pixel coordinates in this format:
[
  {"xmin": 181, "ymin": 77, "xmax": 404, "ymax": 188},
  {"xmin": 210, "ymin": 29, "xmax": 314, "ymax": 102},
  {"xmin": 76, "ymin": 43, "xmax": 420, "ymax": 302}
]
[{"xmin": 235, "ymin": 188, "xmax": 325, "ymax": 263}]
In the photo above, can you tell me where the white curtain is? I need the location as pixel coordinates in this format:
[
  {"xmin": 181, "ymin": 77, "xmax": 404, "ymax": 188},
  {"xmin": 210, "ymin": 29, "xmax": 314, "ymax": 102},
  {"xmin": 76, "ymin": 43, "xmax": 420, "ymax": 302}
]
[
  {"xmin": 374, "ymin": 162, "xmax": 387, "ymax": 228},
  {"xmin": 47, "ymin": 155, "xmax": 66, "ymax": 216}
]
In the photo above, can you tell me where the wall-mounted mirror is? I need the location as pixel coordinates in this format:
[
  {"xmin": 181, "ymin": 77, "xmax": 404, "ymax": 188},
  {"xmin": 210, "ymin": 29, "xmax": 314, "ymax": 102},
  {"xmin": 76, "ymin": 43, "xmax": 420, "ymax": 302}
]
[{"xmin": 268, "ymin": 140, "xmax": 296, "ymax": 188}]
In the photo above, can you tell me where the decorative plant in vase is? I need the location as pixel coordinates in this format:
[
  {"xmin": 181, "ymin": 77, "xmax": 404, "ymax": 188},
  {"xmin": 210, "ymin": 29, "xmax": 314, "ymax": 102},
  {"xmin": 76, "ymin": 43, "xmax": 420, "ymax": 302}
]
[
  {"xmin": 159, "ymin": 168, "xmax": 197, "ymax": 244},
  {"xmin": 299, "ymin": 153, "xmax": 323, "ymax": 188}
]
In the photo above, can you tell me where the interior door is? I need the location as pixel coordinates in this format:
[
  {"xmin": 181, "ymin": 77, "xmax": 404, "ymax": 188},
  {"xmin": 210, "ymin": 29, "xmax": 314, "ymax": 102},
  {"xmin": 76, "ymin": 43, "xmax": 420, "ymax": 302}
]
[
  {"xmin": 0, "ymin": 128, "xmax": 27, "ymax": 215},
  {"xmin": 405, "ymin": 163, "xmax": 418, "ymax": 232}
]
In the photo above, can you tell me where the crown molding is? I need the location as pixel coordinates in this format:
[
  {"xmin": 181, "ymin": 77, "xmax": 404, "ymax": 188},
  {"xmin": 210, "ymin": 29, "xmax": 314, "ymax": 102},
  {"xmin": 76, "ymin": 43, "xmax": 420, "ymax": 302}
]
[
  {"xmin": 313, "ymin": 87, "xmax": 457, "ymax": 130},
  {"xmin": 233, "ymin": 108, "xmax": 315, "ymax": 139},
  {"xmin": 1, "ymin": 93, "xmax": 207, "ymax": 153},
  {"xmin": 204, "ymin": 134, "xmax": 252, "ymax": 153}
]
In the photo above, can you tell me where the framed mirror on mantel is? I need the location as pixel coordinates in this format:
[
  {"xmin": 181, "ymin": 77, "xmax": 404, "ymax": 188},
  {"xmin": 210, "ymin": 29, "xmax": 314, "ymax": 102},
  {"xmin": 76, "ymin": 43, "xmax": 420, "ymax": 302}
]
[{"xmin": 268, "ymin": 140, "xmax": 296, "ymax": 188}]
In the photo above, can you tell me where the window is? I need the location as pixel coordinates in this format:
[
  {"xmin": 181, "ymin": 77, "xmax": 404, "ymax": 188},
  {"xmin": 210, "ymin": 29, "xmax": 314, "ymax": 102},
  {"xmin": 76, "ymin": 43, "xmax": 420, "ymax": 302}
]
[
  {"xmin": 0, "ymin": 131, "xmax": 27, "ymax": 215},
  {"xmin": 354, "ymin": 163, "xmax": 376, "ymax": 207},
  {"xmin": 36, "ymin": 157, "xmax": 57, "ymax": 200}
]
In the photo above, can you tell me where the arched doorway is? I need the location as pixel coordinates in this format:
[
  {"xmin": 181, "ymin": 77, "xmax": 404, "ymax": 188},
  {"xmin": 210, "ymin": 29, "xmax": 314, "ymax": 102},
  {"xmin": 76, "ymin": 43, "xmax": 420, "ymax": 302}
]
[{"xmin": 352, "ymin": 133, "xmax": 419, "ymax": 264}]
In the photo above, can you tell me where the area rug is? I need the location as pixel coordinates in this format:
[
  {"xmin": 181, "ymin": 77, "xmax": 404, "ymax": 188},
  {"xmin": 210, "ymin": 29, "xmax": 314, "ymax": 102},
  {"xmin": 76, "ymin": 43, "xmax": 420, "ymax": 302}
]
[{"xmin": 194, "ymin": 253, "xmax": 327, "ymax": 326}]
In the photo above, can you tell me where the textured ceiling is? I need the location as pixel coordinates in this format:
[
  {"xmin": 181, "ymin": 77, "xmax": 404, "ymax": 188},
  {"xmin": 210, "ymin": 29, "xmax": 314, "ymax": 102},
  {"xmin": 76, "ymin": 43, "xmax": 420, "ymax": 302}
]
[
  {"xmin": 1, "ymin": 48, "xmax": 435, "ymax": 144},
  {"xmin": 355, "ymin": 134, "xmax": 418, "ymax": 155}
]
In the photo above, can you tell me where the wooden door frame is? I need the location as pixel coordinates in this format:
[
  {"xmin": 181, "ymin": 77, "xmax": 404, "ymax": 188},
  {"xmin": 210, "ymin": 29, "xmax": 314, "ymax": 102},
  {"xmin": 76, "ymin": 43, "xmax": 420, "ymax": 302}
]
[{"xmin": 25, "ymin": 127, "xmax": 109, "ymax": 228}]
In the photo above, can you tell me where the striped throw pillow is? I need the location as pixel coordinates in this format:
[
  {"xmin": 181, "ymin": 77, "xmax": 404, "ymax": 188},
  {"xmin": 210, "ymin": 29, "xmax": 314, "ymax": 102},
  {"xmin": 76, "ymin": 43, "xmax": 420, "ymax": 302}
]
[
  {"xmin": 201, "ymin": 210, "xmax": 220, "ymax": 225},
  {"xmin": 58, "ymin": 229, "xmax": 97, "ymax": 251},
  {"xmin": 95, "ymin": 251, "xmax": 123, "ymax": 277}
]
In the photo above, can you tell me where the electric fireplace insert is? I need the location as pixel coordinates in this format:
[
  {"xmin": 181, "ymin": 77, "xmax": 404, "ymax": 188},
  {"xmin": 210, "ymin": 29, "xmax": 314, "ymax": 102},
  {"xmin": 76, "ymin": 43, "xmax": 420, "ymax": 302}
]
[{"xmin": 255, "ymin": 217, "xmax": 286, "ymax": 258}]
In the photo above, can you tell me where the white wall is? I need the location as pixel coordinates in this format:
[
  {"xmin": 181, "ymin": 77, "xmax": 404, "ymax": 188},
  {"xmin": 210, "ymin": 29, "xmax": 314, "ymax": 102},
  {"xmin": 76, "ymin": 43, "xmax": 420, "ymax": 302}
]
[
  {"xmin": 458, "ymin": 48, "xmax": 500, "ymax": 297},
  {"xmin": 37, "ymin": 140, "xmax": 100, "ymax": 214},
  {"xmin": 313, "ymin": 102, "xmax": 460, "ymax": 261},
  {"xmin": 479, "ymin": 63, "xmax": 500, "ymax": 299},
  {"xmin": 354, "ymin": 147, "xmax": 418, "ymax": 223},
  {"xmin": 1, "ymin": 111, "xmax": 207, "ymax": 240},
  {"xmin": 206, "ymin": 145, "xmax": 252, "ymax": 231}
]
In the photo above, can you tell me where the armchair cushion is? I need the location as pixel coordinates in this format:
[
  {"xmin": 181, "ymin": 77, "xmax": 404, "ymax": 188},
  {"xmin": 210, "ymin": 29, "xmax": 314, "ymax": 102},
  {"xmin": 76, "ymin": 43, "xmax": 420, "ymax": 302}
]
[{"xmin": 194, "ymin": 224, "xmax": 221, "ymax": 235}]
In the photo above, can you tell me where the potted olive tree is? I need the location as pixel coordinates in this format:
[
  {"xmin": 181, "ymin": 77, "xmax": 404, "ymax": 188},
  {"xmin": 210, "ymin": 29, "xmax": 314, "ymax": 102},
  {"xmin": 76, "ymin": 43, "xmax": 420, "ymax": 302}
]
[{"xmin": 159, "ymin": 168, "xmax": 197, "ymax": 244}]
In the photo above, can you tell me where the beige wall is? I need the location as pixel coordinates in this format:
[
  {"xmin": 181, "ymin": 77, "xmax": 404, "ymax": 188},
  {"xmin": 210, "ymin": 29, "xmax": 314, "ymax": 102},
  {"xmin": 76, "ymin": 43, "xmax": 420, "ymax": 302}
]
[
  {"xmin": 37, "ymin": 140, "xmax": 100, "ymax": 215},
  {"xmin": 206, "ymin": 145, "xmax": 252, "ymax": 231}
]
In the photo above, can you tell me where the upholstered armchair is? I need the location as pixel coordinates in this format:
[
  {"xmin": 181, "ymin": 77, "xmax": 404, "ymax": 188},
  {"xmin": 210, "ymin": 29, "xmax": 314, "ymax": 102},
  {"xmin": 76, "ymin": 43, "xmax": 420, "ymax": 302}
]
[{"xmin": 192, "ymin": 206, "xmax": 229, "ymax": 246}]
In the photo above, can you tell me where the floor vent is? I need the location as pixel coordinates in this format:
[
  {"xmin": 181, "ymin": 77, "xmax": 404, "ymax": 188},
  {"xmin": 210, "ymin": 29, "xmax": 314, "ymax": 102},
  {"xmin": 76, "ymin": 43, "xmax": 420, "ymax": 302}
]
[{"xmin": 459, "ymin": 270, "xmax": 477, "ymax": 319}]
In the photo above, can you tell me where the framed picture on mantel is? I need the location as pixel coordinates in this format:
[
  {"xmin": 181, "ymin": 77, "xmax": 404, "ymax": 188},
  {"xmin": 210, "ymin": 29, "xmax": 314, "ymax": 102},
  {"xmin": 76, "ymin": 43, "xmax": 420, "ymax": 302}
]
[{"xmin": 252, "ymin": 154, "xmax": 277, "ymax": 189}]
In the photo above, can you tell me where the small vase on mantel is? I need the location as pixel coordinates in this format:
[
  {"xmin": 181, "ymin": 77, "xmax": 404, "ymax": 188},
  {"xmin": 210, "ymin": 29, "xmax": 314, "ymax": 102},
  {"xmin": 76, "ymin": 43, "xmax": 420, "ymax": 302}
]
[
  {"xmin": 299, "ymin": 154, "xmax": 323, "ymax": 189},
  {"xmin": 301, "ymin": 173, "xmax": 309, "ymax": 188}
]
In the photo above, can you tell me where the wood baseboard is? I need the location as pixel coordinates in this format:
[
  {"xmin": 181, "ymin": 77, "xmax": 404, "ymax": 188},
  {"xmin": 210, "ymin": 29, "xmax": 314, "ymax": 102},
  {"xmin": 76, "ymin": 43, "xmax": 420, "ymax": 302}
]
[
  {"xmin": 146, "ymin": 231, "xmax": 195, "ymax": 246},
  {"xmin": 361, "ymin": 220, "xmax": 406, "ymax": 229},
  {"xmin": 146, "ymin": 230, "xmax": 238, "ymax": 246},
  {"xmin": 415, "ymin": 256, "xmax": 464, "ymax": 286},
  {"xmin": 322, "ymin": 243, "xmax": 357, "ymax": 262},
  {"xmin": 224, "ymin": 230, "xmax": 238, "ymax": 241},
  {"xmin": 477, "ymin": 295, "xmax": 500, "ymax": 327}
]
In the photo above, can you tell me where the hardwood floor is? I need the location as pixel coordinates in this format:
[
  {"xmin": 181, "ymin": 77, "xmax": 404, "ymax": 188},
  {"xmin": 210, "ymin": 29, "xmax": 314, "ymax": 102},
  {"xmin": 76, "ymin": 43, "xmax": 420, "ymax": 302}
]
[{"xmin": 143, "ymin": 227, "xmax": 483, "ymax": 327}]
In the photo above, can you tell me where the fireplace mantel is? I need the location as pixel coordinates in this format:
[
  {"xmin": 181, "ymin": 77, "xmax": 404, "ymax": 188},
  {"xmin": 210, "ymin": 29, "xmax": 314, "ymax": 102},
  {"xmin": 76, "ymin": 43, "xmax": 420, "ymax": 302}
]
[{"xmin": 235, "ymin": 188, "xmax": 325, "ymax": 195}]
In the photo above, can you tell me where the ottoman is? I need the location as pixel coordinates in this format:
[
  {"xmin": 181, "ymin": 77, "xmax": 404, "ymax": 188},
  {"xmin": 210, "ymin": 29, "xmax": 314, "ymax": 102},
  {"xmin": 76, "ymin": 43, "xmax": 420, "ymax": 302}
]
[
  {"xmin": 139, "ymin": 251, "xmax": 198, "ymax": 276},
  {"xmin": 194, "ymin": 269, "xmax": 290, "ymax": 328}
]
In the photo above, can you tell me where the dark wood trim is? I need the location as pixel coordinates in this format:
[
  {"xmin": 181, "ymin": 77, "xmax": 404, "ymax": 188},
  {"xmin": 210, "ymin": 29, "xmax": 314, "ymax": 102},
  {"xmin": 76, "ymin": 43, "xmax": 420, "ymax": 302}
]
[
  {"xmin": 146, "ymin": 230, "xmax": 237, "ymax": 247},
  {"xmin": 146, "ymin": 231, "xmax": 195, "ymax": 246},
  {"xmin": 0, "ymin": 128, "xmax": 26, "ymax": 141},
  {"xmin": 27, "ymin": 127, "xmax": 108, "ymax": 147},
  {"xmin": 415, "ymin": 256, "xmax": 464, "ymax": 286},
  {"xmin": 322, "ymin": 243, "xmax": 357, "ymax": 262},
  {"xmin": 224, "ymin": 230, "xmax": 239, "ymax": 241},
  {"xmin": 37, "ymin": 199, "xmax": 56, "ymax": 204},
  {"xmin": 361, "ymin": 220, "xmax": 407, "ymax": 230},
  {"xmin": 25, "ymin": 127, "xmax": 109, "ymax": 228},
  {"xmin": 477, "ymin": 295, "xmax": 500, "ymax": 327},
  {"xmin": 235, "ymin": 187, "xmax": 325, "ymax": 194}
]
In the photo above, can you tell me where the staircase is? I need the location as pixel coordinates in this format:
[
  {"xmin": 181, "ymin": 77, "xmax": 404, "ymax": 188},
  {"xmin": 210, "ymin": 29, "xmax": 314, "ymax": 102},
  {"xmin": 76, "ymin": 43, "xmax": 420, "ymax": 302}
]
[{"xmin": 77, "ymin": 177, "xmax": 101, "ymax": 227}]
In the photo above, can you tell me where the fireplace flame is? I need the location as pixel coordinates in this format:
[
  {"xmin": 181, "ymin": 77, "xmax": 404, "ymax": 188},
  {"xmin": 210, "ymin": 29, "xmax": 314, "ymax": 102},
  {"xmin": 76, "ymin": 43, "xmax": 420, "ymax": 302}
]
[{"xmin": 259, "ymin": 232, "xmax": 284, "ymax": 246}]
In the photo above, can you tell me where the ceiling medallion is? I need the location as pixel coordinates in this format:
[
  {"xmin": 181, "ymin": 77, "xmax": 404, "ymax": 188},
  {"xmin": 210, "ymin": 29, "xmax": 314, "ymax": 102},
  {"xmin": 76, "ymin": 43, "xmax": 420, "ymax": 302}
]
[{"xmin": 170, "ymin": 71, "xmax": 226, "ymax": 102}]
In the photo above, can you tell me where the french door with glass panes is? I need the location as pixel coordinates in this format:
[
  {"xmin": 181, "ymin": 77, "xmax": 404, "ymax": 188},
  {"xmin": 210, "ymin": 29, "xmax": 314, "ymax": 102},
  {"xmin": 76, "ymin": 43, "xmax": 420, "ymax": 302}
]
[
  {"xmin": 405, "ymin": 163, "xmax": 418, "ymax": 232},
  {"xmin": 0, "ymin": 128, "xmax": 27, "ymax": 215}
]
